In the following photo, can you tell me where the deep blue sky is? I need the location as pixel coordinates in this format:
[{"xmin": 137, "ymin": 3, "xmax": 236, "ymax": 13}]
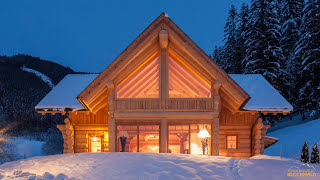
[{"xmin": 0, "ymin": 0, "xmax": 250, "ymax": 72}]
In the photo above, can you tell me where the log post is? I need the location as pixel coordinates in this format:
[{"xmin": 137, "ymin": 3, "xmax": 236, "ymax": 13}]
[
  {"xmin": 107, "ymin": 80, "xmax": 116, "ymax": 152},
  {"xmin": 57, "ymin": 118, "xmax": 74, "ymax": 153},
  {"xmin": 211, "ymin": 80, "xmax": 221, "ymax": 156},
  {"xmin": 159, "ymin": 29, "xmax": 169, "ymax": 109},
  {"xmin": 160, "ymin": 119, "xmax": 168, "ymax": 153},
  {"xmin": 252, "ymin": 118, "xmax": 264, "ymax": 156}
]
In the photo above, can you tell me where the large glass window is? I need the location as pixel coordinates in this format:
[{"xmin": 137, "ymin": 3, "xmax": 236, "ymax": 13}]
[
  {"xmin": 139, "ymin": 125, "xmax": 159, "ymax": 153},
  {"xmin": 168, "ymin": 124, "xmax": 211, "ymax": 155},
  {"xmin": 117, "ymin": 54, "xmax": 159, "ymax": 98},
  {"xmin": 168, "ymin": 55, "xmax": 211, "ymax": 98},
  {"xmin": 117, "ymin": 125, "xmax": 159, "ymax": 153},
  {"xmin": 168, "ymin": 125, "xmax": 189, "ymax": 154}
]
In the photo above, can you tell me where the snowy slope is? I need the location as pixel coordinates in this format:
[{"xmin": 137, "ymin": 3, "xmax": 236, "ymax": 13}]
[
  {"xmin": 21, "ymin": 66, "xmax": 54, "ymax": 88},
  {"xmin": 265, "ymin": 119, "xmax": 320, "ymax": 159},
  {"xmin": 0, "ymin": 153, "xmax": 318, "ymax": 180}
]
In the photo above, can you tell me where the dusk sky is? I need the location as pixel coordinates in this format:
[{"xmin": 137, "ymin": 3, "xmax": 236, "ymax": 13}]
[{"xmin": 0, "ymin": 0, "xmax": 250, "ymax": 72}]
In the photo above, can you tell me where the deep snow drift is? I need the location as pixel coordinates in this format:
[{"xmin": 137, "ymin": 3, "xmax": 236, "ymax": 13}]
[
  {"xmin": 0, "ymin": 153, "xmax": 319, "ymax": 180},
  {"xmin": 265, "ymin": 119, "xmax": 320, "ymax": 159}
]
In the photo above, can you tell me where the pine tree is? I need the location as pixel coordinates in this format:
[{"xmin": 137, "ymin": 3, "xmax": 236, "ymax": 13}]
[
  {"xmin": 212, "ymin": 46, "xmax": 226, "ymax": 69},
  {"xmin": 243, "ymin": 0, "xmax": 282, "ymax": 88},
  {"xmin": 279, "ymin": 0, "xmax": 304, "ymax": 106},
  {"xmin": 311, "ymin": 143, "xmax": 319, "ymax": 163},
  {"xmin": 222, "ymin": 5, "xmax": 239, "ymax": 73},
  {"xmin": 295, "ymin": 0, "xmax": 320, "ymax": 113},
  {"xmin": 301, "ymin": 141, "xmax": 309, "ymax": 163},
  {"xmin": 237, "ymin": 3, "xmax": 250, "ymax": 73}
]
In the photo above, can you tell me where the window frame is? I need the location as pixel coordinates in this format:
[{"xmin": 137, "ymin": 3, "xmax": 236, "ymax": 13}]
[{"xmin": 226, "ymin": 135, "xmax": 238, "ymax": 150}]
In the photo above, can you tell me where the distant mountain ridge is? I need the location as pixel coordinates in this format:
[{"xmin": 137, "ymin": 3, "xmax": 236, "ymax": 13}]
[{"xmin": 0, "ymin": 54, "xmax": 76, "ymax": 144}]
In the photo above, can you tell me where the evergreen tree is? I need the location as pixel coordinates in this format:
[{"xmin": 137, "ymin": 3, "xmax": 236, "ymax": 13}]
[
  {"xmin": 295, "ymin": 0, "xmax": 320, "ymax": 113},
  {"xmin": 311, "ymin": 143, "xmax": 319, "ymax": 163},
  {"xmin": 279, "ymin": 0, "xmax": 304, "ymax": 106},
  {"xmin": 243, "ymin": 0, "xmax": 282, "ymax": 88},
  {"xmin": 301, "ymin": 141, "xmax": 309, "ymax": 163},
  {"xmin": 237, "ymin": 3, "xmax": 250, "ymax": 72},
  {"xmin": 212, "ymin": 46, "xmax": 226, "ymax": 69},
  {"xmin": 222, "ymin": 5, "xmax": 239, "ymax": 73}
]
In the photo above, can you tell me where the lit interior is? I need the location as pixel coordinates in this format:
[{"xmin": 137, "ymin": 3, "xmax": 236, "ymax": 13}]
[
  {"xmin": 227, "ymin": 136, "xmax": 237, "ymax": 149},
  {"xmin": 90, "ymin": 136, "xmax": 102, "ymax": 153},
  {"xmin": 117, "ymin": 125, "xmax": 159, "ymax": 153},
  {"xmin": 168, "ymin": 124, "xmax": 211, "ymax": 155},
  {"xmin": 168, "ymin": 56, "xmax": 211, "ymax": 98},
  {"xmin": 117, "ymin": 55, "xmax": 159, "ymax": 98}
]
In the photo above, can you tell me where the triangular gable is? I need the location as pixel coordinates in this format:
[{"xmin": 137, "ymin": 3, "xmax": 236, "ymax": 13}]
[
  {"xmin": 168, "ymin": 55, "xmax": 211, "ymax": 98},
  {"xmin": 77, "ymin": 13, "xmax": 249, "ymax": 111}
]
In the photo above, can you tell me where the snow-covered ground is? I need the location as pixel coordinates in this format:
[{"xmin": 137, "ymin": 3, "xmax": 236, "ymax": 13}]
[
  {"xmin": 265, "ymin": 119, "xmax": 320, "ymax": 159},
  {"xmin": 14, "ymin": 137, "xmax": 45, "ymax": 159},
  {"xmin": 21, "ymin": 66, "xmax": 54, "ymax": 88},
  {"xmin": 0, "ymin": 153, "xmax": 318, "ymax": 180}
]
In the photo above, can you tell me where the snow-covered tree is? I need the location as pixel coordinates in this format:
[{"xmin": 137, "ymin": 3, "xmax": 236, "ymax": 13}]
[
  {"xmin": 237, "ymin": 3, "xmax": 250, "ymax": 72},
  {"xmin": 311, "ymin": 143, "xmax": 319, "ymax": 163},
  {"xmin": 279, "ymin": 0, "xmax": 304, "ymax": 105},
  {"xmin": 222, "ymin": 5, "xmax": 240, "ymax": 73},
  {"xmin": 301, "ymin": 141, "xmax": 309, "ymax": 163},
  {"xmin": 295, "ymin": 0, "xmax": 320, "ymax": 113},
  {"xmin": 243, "ymin": 0, "xmax": 282, "ymax": 88}
]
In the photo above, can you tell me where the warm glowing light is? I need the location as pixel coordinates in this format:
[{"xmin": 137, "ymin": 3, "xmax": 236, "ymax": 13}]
[
  {"xmin": 92, "ymin": 136, "xmax": 98, "ymax": 142},
  {"xmin": 198, "ymin": 129, "xmax": 210, "ymax": 138},
  {"xmin": 118, "ymin": 131, "xmax": 129, "ymax": 137},
  {"xmin": 151, "ymin": 146, "xmax": 159, "ymax": 150}
]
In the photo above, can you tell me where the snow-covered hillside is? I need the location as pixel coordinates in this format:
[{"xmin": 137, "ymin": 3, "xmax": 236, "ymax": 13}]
[
  {"xmin": 0, "ymin": 153, "xmax": 318, "ymax": 180},
  {"xmin": 21, "ymin": 66, "xmax": 54, "ymax": 88},
  {"xmin": 265, "ymin": 119, "xmax": 320, "ymax": 160}
]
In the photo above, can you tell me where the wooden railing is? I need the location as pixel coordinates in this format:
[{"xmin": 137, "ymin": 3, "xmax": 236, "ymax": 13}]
[{"xmin": 115, "ymin": 98, "xmax": 213, "ymax": 111}]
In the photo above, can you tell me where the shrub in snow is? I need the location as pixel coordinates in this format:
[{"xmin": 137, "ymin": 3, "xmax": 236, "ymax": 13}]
[
  {"xmin": 300, "ymin": 141, "xmax": 309, "ymax": 163},
  {"xmin": 311, "ymin": 143, "xmax": 319, "ymax": 164}
]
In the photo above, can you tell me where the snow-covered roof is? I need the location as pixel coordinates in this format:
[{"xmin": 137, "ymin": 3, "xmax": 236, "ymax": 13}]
[
  {"xmin": 35, "ymin": 74, "xmax": 98, "ymax": 111},
  {"xmin": 230, "ymin": 74, "xmax": 293, "ymax": 112},
  {"xmin": 36, "ymin": 73, "xmax": 293, "ymax": 112}
]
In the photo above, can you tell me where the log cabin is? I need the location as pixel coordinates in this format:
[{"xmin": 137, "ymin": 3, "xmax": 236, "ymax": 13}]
[{"xmin": 35, "ymin": 13, "xmax": 292, "ymax": 158}]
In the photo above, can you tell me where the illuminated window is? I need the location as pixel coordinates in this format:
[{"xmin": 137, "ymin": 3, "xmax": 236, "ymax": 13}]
[
  {"xmin": 90, "ymin": 136, "xmax": 102, "ymax": 152},
  {"xmin": 117, "ymin": 54, "xmax": 159, "ymax": 98},
  {"xmin": 168, "ymin": 55, "xmax": 211, "ymax": 98},
  {"xmin": 227, "ymin": 136, "xmax": 237, "ymax": 149}
]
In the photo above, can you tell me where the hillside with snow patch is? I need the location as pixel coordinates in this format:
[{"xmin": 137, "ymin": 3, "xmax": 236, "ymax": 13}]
[
  {"xmin": 21, "ymin": 66, "xmax": 54, "ymax": 88},
  {"xmin": 265, "ymin": 118, "xmax": 320, "ymax": 159}
]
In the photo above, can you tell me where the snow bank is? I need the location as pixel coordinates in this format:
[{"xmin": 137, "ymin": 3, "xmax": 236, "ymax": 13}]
[
  {"xmin": 21, "ymin": 66, "xmax": 54, "ymax": 88},
  {"xmin": 35, "ymin": 74, "xmax": 98, "ymax": 111},
  {"xmin": 14, "ymin": 137, "xmax": 45, "ymax": 159},
  {"xmin": 0, "ymin": 153, "xmax": 318, "ymax": 180},
  {"xmin": 265, "ymin": 119, "xmax": 320, "ymax": 160},
  {"xmin": 230, "ymin": 74, "xmax": 293, "ymax": 112}
]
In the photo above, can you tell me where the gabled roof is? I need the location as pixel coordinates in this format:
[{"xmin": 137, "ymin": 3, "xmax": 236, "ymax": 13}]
[
  {"xmin": 77, "ymin": 13, "xmax": 249, "ymax": 110},
  {"xmin": 36, "ymin": 74, "xmax": 293, "ymax": 113},
  {"xmin": 230, "ymin": 74, "xmax": 293, "ymax": 112},
  {"xmin": 35, "ymin": 74, "xmax": 98, "ymax": 111}
]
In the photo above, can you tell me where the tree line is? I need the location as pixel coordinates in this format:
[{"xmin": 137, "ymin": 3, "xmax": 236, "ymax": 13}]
[{"xmin": 212, "ymin": 0, "xmax": 320, "ymax": 121}]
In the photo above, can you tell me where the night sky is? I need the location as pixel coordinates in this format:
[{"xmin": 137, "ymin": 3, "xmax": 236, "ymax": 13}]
[{"xmin": 0, "ymin": 0, "xmax": 250, "ymax": 72}]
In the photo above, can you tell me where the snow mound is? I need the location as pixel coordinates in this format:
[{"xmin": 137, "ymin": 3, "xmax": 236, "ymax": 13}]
[
  {"xmin": 21, "ymin": 66, "xmax": 54, "ymax": 88},
  {"xmin": 265, "ymin": 119, "xmax": 320, "ymax": 160},
  {"xmin": 0, "ymin": 153, "xmax": 318, "ymax": 180}
]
